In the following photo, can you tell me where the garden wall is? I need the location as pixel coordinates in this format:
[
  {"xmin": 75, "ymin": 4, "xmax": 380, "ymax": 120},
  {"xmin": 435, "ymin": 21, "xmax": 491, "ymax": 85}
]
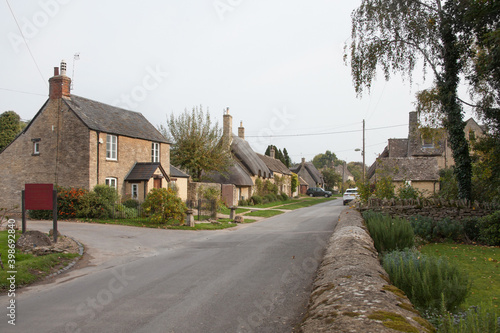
[{"xmin": 358, "ymin": 198, "xmax": 499, "ymax": 221}]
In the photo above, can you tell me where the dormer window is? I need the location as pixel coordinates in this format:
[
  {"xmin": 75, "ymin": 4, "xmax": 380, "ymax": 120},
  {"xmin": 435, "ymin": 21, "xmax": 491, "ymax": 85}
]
[
  {"xmin": 31, "ymin": 138, "xmax": 41, "ymax": 156},
  {"xmin": 106, "ymin": 134, "xmax": 117, "ymax": 160},
  {"xmin": 152, "ymin": 142, "xmax": 160, "ymax": 162}
]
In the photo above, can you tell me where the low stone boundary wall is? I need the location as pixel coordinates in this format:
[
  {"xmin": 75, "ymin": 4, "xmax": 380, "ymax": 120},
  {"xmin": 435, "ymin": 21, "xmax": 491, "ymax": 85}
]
[
  {"xmin": 301, "ymin": 207, "xmax": 433, "ymax": 333},
  {"xmin": 359, "ymin": 198, "xmax": 498, "ymax": 221}
]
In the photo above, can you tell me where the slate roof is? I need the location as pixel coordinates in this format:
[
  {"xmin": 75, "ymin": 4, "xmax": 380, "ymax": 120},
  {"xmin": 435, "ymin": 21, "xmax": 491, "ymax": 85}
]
[
  {"xmin": 170, "ymin": 165, "xmax": 190, "ymax": 178},
  {"xmin": 374, "ymin": 157, "xmax": 440, "ymax": 181},
  {"xmin": 333, "ymin": 165, "xmax": 354, "ymax": 182},
  {"xmin": 64, "ymin": 95, "xmax": 169, "ymax": 143},
  {"xmin": 125, "ymin": 162, "xmax": 169, "ymax": 181},
  {"xmin": 257, "ymin": 153, "xmax": 292, "ymax": 176},
  {"xmin": 388, "ymin": 139, "xmax": 408, "ymax": 157},
  {"xmin": 231, "ymin": 135, "xmax": 271, "ymax": 178}
]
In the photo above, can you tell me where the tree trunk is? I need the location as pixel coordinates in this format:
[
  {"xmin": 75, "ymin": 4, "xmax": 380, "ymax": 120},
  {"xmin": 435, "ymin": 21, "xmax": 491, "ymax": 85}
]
[{"xmin": 438, "ymin": 2, "xmax": 472, "ymax": 200}]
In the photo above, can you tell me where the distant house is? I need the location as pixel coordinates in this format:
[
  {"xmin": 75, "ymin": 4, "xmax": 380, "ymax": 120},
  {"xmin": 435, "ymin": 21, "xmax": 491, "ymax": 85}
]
[
  {"xmin": 290, "ymin": 158, "xmax": 325, "ymax": 189},
  {"xmin": 0, "ymin": 61, "xmax": 171, "ymax": 209},
  {"xmin": 367, "ymin": 111, "xmax": 484, "ymax": 196},
  {"xmin": 257, "ymin": 148, "xmax": 292, "ymax": 197}
]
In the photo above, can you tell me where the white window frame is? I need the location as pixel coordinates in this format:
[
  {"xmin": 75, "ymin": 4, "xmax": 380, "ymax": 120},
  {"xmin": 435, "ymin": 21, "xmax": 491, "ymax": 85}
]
[
  {"xmin": 131, "ymin": 184, "xmax": 138, "ymax": 199},
  {"xmin": 106, "ymin": 134, "xmax": 117, "ymax": 160},
  {"xmin": 151, "ymin": 142, "xmax": 160, "ymax": 162},
  {"xmin": 33, "ymin": 142, "xmax": 40, "ymax": 155},
  {"xmin": 105, "ymin": 177, "xmax": 117, "ymax": 189}
]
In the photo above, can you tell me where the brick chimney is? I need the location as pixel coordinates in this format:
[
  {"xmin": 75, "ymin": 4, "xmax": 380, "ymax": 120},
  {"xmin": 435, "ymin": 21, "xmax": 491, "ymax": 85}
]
[
  {"xmin": 49, "ymin": 60, "xmax": 71, "ymax": 99},
  {"xmin": 238, "ymin": 121, "xmax": 245, "ymax": 139},
  {"xmin": 270, "ymin": 146, "xmax": 276, "ymax": 159},
  {"xmin": 223, "ymin": 107, "xmax": 232, "ymax": 145}
]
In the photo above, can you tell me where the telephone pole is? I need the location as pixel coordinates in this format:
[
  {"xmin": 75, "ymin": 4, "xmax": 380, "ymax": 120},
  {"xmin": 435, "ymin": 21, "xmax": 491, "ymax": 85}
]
[{"xmin": 362, "ymin": 119, "xmax": 365, "ymax": 183}]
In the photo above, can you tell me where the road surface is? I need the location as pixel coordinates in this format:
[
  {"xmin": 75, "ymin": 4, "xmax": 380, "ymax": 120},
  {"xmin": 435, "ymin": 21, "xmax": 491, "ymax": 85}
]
[{"xmin": 1, "ymin": 199, "xmax": 343, "ymax": 333}]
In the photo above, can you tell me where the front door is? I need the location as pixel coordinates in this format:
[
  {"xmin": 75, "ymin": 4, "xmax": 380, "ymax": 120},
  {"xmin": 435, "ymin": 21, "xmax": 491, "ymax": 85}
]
[{"xmin": 154, "ymin": 178, "xmax": 161, "ymax": 189}]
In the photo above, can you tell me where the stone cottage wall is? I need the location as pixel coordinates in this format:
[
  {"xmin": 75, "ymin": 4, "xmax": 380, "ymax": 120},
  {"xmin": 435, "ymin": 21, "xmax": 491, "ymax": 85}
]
[{"xmin": 0, "ymin": 98, "xmax": 90, "ymax": 210}]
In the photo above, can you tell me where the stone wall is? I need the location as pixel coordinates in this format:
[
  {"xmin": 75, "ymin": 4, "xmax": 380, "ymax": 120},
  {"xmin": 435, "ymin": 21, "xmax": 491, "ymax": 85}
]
[
  {"xmin": 301, "ymin": 208, "xmax": 432, "ymax": 332},
  {"xmin": 359, "ymin": 198, "xmax": 499, "ymax": 221},
  {"xmin": 187, "ymin": 182, "xmax": 222, "ymax": 203}
]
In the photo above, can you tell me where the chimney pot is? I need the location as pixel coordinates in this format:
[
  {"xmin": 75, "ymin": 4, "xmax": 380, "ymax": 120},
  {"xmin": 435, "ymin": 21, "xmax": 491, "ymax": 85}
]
[
  {"xmin": 49, "ymin": 61, "xmax": 71, "ymax": 99},
  {"xmin": 301, "ymin": 157, "xmax": 305, "ymax": 165},
  {"xmin": 238, "ymin": 121, "xmax": 245, "ymax": 139}
]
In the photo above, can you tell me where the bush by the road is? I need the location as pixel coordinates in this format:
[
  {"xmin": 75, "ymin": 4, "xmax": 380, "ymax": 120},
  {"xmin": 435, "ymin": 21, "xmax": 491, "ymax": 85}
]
[{"xmin": 362, "ymin": 210, "xmax": 414, "ymax": 253}]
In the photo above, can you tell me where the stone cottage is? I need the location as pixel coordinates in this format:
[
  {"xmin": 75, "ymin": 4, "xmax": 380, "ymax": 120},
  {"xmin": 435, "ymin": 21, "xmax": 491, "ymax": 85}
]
[
  {"xmin": 257, "ymin": 147, "xmax": 293, "ymax": 197},
  {"xmin": 367, "ymin": 111, "xmax": 484, "ymax": 196},
  {"xmin": 290, "ymin": 158, "xmax": 325, "ymax": 189},
  {"xmin": 0, "ymin": 61, "xmax": 172, "ymax": 209}
]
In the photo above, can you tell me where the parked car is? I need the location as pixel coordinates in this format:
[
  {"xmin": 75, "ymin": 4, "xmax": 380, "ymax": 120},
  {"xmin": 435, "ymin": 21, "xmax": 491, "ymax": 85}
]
[
  {"xmin": 343, "ymin": 188, "xmax": 359, "ymax": 205},
  {"xmin": 306, "ymin": 187, "xmax": 332, "ymax": 197}
]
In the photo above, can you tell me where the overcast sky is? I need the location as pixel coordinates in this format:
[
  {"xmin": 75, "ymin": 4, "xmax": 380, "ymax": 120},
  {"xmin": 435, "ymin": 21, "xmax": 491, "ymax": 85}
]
[{"xmin": 1, "ymin": 0, "xmax": 459, "ymax": 166}]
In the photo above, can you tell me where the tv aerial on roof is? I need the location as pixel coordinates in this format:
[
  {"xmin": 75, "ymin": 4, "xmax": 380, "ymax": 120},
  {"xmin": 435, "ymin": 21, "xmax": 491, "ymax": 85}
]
[{"xmin": 71, "ymin": 53, "xmax": 80, "ymax": 90}]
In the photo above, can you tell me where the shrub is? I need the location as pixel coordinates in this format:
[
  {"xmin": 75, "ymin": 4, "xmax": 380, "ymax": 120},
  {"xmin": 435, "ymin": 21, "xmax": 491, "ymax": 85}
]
[
  {"xmin": 439, "ymin": 304, "xmax": 500, "ymax": 333},
  {"xmin": 238, "ymin": 199, "xmax": 248, "ymax": 206},
  {"xmin": 142, "ymin": 188, "xmax": 186, "ymax": 224},
  {"xmin": 382, "ymin": 249, "xmax": 470, "ymax": 311},
  {"xmin": 356, "ymin": 181, "xmax": 373, "ymax": 202},
  {"xmin": 113, "ymin": 204, "xmax": 138, "ymax": 219},
  {"xmin": 397, "ymin": 183, "xmax": 421, "ymax": 200},
  {"xmin": 122, "ymin": 199, "xmax": 140, "ymax": 209},
  {"xmin": 433, "ymin": 217, "xmax": 464, "ymax": 241},
  {"xmin": 77, "ymin": 191, "xmax": 113, "ymax": 218},
  {"xmin": 463, "ymin": 217, "xmax": 481, "ymax": 242},
  {"xmin": 264, "ymin": 193, "xmax": 277, "ymax": 203},
  {"xmin": 409, "ymin": 215, "xmax": 466, "ymax": 243},
  {"xmin": 279, "ymin": 193, "xmax": 289, "ymax": 201},
  {"xmin": 408, "ymin": 215, "xmax": 435, "ymax": 242},
  {"xmin": 362, "ymin": 211, "xmax": 414, "ymax": 253},
  {"xmin": 478, "ymin": 210, "xmax": 500, "ymax": 246},
  {"xmin": 251, "ymin": 195, "xmax": 263, "ymax": 205},
  {"xmin": 375, "ymin": 176, "xmax": 395, "ymax": 199}
]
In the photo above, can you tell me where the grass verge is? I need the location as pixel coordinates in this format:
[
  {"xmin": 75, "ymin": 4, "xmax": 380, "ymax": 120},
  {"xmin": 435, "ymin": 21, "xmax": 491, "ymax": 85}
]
[
  {"xmin": 280, "ymin": 197, "xmax": 335, "ymax": 210},
  {"xmin": 0, "ymin": 230, "xmax": 80, "ymax": 291}
]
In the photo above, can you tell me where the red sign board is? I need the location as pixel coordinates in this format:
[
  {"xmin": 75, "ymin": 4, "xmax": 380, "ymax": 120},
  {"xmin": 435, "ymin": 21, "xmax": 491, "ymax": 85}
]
[{"xmin": 25, "ymin": 183, "xmax": 54, "ymax": 210}]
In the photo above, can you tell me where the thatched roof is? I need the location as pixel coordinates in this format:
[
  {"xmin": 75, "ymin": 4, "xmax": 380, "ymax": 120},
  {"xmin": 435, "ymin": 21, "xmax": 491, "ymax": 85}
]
[
  {"xmin": 231, "ymin": 135, "xmax": 271, "ymax": 178},
  {"xmin": 257, "ymin": 153, "xmax": 291, "ymax": 176}
]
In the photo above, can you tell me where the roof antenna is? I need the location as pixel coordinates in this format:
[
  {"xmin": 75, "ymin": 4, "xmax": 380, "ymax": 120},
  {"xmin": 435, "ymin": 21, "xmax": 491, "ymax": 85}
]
[{"xmin": 71, "ymin": 53, "xmax": 80, "ymax": 90}]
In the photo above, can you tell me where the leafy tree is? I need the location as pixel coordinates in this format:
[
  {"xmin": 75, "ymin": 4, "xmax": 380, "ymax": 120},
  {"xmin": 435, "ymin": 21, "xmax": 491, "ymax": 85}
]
[
  {"xmin": 346, "ymin": 0, "xmax": 479, "ymax": 200},
  {"xmin": 0, "ymin": 111, "xmax": 22, "ymax": 151},
  {"xmin": 375, "ymin": 175, "xmax": 395, "ymax": 199},
  {"xmin": 347, "ymin": 162, "xmax": 364, "ymax": 183},
  {"xmin": 283, "ymin": 148, "xmax": 291, "ymax": 168},
  {"xmin": 438, "ymin": 167, "xmax": 459, "ymax": 200},
  {"xmin": 163, "ymin": 106, "xmax": 233, "ymax": 182},
  {"xmin": 312, "ymin": 150, "xmax": 338, "ymax": 169},
  {"xmin": 322, "ymin": 168, "xmax": 342, "ymax": 191},
  {"xmin": 471, "ymin": 135, "xmax": 500, "ymax": 202}
]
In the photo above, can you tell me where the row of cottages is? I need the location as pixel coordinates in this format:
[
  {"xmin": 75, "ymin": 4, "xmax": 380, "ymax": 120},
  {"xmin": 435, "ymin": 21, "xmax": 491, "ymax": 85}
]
[
  {"xmin": 0, "ymin": 61, "xmax": 188, "ymax": 210},
  {"xmin": 208, "ymin": 110, "xmax": 293, "ymax": 206},
  {"xmin": 367, "ymin": 111, "xmax": 484, "ymax": 196},
  {"xmin": 290, "ymin": 158, "xmax": 325, "ymax": 194}
]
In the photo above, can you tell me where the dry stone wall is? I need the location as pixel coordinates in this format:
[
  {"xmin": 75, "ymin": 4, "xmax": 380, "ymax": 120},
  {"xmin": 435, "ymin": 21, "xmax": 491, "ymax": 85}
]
[
  {"xmin": 359, "ymin": 198, "xmax": 498, "ymax": 221},
  {"xmin": 301, "ymin": 208, "xmax": 434, "ymax": 333}
]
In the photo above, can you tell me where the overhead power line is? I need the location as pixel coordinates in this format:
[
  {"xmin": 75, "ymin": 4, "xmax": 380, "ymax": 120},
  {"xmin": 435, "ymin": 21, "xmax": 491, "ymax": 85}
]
[
  {"xmin": 245, "ymin": 124, "xmax": 407, "ymax": 138},
  {"xmin": 0, "ymin": 87, "xmax": 46, "ymax": 96},
  {"xmin": 5, "ymin": 0, "xmax": 47, "ymax": 87}
]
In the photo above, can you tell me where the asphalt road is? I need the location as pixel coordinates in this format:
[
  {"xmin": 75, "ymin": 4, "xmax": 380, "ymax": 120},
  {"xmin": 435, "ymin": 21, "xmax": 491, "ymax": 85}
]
[{"xmin": 1, "ymin": 199, "xmax": 343, "ymax": 333}]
